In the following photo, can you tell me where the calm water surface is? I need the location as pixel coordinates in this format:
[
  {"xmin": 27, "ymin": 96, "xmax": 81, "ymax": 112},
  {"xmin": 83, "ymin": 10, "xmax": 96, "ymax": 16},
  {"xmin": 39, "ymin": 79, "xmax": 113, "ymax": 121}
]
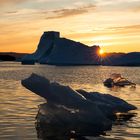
[{"xmin": 0, "ymin": 62, "xmax": 140, "ymax": 140}]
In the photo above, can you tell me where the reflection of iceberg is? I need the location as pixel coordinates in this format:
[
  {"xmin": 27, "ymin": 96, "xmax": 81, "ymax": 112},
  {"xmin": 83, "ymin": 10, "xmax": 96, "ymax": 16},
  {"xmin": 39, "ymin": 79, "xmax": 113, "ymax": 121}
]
[
  {"xmin": 21, "ymin": 74, "xmax": 137, "ymax": 138},
  {"xmin": 104, "ymin": 73, "xmax": 136, "ymax": 87}
]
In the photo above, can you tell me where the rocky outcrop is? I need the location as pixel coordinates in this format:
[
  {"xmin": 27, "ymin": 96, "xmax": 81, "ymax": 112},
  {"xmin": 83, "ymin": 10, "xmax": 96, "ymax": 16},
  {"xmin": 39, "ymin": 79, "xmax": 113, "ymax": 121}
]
[
  {"xmin": 22, "ymin": 31, "xmax": 100, "ymax": 65},
  {"xmin": 21, "ymin": 74, "xmax": 137, "ymax": 138},
  {"xmin": 0, "ymin": 55, "xmax": 16, "ymax": 61},
  {"xmin": 0, "ymin": 52, "xmax": 28, "ymax": 61}
]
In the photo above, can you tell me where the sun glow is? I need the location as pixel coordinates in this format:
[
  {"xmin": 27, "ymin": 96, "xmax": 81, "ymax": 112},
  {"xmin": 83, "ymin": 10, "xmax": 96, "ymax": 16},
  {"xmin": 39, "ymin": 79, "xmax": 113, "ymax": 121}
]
[{"xmin": 99, "ymin": 49, "xmax": 104, "ymax": 55}]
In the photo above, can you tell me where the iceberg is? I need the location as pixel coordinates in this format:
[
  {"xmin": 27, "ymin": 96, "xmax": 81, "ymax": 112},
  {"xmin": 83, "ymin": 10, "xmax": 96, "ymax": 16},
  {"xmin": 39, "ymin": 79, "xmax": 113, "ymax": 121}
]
[
  {"xmin": 102, "ymin": 52, "xmax": 140, "ymax": 66},
  {"xmin": 21, "ymin": 31, "xmax": 100, "ymax": 65},
  {"xmin": 21, "ymin": 74, "xmax": 137, "ymax": 138},
  {"xmin": 104, "ymin": 73, "xmax": 136, "ymax": 87}
]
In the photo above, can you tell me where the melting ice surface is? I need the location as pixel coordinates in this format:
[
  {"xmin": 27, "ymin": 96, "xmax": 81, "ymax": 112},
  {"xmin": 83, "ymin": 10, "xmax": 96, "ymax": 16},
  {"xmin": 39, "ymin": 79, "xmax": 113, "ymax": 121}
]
[{"xmin": 0, "ymin": 62, "xmax": 140, "ymax": 140}]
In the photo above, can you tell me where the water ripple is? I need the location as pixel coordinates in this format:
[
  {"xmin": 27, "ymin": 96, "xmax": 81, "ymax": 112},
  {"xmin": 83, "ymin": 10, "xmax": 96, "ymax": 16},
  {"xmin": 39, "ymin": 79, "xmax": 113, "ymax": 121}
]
[{"xmin": 0, "ymin": 62, "xmax": 140, "ymax": 140}]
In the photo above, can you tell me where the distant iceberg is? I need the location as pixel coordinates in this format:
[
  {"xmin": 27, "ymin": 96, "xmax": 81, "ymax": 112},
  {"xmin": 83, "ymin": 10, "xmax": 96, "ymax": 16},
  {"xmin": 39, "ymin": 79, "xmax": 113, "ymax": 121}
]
[
  {"xmin": 22, "ymin": 31, "xmax": 100, "ymax": 65},
  {"xmin": 104, "ymin": 73, "xmax": 136, "ymax": 87},
  {"xmin": 102, "ymin": 52, "xmax": 140, "ymax": 66}
]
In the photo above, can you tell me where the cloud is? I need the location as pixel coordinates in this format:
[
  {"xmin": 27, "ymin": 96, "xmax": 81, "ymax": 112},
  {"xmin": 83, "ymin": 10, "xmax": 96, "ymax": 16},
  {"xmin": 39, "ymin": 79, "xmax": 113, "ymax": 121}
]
[
  {"xmin": 46, "ymin": 4, "xmax": 96, "ymax": 19},
  {"xmin": 3, "ymin": 9, "xmax": 38, "ymax": 16},
  {"xmin": 0, "ymin": 0, "xmax": 59, "ymax": 5},
  {"xmin": 1, "ymin": 2, "xmax": 96, "ymax": 20},
  {"xmin": 0, "ymin": 0, "xmax": 28, "ymax": 5},
  {"xmin": 5, "ymin": 11, "xmax": 18, "ymax": 14},
  {"xmin": 131, "ymin": 5, "xmax": 140, "ymax": 12},
  {"xmin": 108, "ymin": 24, "xmax": 140, "ymax": 31},
  {"xmin": 65, "ymin": 24, "xmax": 140, "ymax": 40}
]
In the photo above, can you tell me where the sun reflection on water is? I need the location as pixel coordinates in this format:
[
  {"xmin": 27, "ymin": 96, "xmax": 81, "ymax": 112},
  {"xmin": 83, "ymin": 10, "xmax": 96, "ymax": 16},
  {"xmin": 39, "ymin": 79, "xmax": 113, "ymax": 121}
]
[{"xmin": 0, "ymin": 62, "xmax": 140, "ymax": 140}]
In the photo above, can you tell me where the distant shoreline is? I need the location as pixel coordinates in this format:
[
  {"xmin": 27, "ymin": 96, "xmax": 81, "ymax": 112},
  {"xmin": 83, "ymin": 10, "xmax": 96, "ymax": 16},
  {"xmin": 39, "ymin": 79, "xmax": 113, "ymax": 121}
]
[
  {"xmin": 1, "ymin": 61, "xmax": 140, "ymax": 67},
  {"xmin": 0, "ymin": 52, "xmax": 140, "ymax": 66}
]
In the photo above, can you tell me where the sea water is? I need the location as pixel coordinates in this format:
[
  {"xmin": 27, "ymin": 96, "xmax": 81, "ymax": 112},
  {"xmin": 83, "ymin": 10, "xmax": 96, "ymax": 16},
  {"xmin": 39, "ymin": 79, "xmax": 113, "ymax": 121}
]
[{"xmin": 0, "ymin": 62, "xmax": 140, "ymax": 140}]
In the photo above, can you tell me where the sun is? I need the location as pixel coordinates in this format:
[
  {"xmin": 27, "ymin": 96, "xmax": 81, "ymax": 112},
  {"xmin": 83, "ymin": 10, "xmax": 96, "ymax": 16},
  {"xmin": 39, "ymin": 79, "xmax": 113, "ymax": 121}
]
[{"xmin": 99, "ymin": 49, "xmax": 104, "ymax": 55}]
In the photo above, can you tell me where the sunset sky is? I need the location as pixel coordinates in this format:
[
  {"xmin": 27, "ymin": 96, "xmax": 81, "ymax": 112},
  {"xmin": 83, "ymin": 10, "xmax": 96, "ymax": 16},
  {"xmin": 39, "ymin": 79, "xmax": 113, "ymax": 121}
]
[{"xmin": 0, "ymin": 0, "xmax": 140, "ymax": 53}]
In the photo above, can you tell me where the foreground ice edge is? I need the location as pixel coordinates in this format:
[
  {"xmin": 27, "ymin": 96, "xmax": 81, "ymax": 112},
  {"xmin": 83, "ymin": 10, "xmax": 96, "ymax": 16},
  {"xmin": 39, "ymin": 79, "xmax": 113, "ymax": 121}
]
[{"xmin": 21, "ymin": 73, "xmax": 137, "ymax": 137}]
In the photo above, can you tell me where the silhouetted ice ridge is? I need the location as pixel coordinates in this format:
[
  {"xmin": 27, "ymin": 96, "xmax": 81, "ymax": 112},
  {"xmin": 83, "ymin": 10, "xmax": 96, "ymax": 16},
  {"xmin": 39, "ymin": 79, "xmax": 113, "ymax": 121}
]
[{"xmin": 22, "ymin": 31, "xmax": 100, "ymax": 65}]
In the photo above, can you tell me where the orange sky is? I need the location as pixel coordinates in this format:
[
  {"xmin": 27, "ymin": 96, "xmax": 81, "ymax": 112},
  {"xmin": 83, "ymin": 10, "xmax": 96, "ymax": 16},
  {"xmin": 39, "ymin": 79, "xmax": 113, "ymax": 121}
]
[{"xmin": 0, "ymin": 0, "xmax": 140, "ymax": 53}]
